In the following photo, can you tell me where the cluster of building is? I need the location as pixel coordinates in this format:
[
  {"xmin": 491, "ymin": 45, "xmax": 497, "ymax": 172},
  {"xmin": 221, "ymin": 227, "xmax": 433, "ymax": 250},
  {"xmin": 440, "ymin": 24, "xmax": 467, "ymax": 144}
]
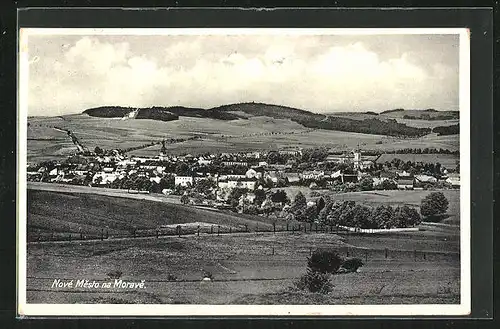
[{"xmin": 27, "ymin": 146, "xmax": 460, "ymax": 203}]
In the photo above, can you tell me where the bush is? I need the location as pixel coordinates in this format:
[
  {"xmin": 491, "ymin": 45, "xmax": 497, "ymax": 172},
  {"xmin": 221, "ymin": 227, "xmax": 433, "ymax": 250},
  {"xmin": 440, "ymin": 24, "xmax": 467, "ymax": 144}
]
[
  {"xmin": 341, "ymin": 258, "xmax": 364, "ymax": 273},
  {"xmin": 295, "ymin": 269, "xmax": 333, "ymax": 293},
  {"xmin": 307, "ymin": 249, "xmax": 343, "ymax": 274}
]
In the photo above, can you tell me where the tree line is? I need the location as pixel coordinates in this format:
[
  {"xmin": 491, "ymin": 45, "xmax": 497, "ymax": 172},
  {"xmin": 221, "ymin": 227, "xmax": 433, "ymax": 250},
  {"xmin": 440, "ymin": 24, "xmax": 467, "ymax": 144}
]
[
  {"xmin": 288, "ymin": 192, "xmax": 422, "ymax": 229},
  {"xmin": 298, "ymin": 117, "xmax": 431, "ymax": 137}
]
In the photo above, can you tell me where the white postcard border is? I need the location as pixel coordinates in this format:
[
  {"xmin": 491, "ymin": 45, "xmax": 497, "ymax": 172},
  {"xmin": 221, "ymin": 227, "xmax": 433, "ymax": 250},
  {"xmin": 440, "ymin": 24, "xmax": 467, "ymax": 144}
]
[{"xmin": 17, "ymin": 27, "xmax": 471, "ymax": 317}]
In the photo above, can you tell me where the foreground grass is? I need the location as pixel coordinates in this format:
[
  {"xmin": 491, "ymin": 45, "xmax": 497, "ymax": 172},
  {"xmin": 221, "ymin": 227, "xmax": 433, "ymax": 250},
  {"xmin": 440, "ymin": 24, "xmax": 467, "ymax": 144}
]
[
  {"xmin": 27, "ymin": 229, "xmax": 460, "ymax": 304},
  {"xmin": 27, "ymin": 189, "xmax": 276, "ymax": 238},
  {"xmin": 26, "ymin": 188, "xmax": 461, "ymax": 305}
]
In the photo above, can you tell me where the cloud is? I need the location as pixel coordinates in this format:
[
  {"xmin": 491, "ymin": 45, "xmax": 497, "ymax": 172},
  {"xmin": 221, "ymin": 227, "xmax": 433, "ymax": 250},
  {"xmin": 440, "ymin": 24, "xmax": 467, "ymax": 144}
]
[{"xmin": 27, "ymin": 35, "xmax": 459, "ymax": 116}]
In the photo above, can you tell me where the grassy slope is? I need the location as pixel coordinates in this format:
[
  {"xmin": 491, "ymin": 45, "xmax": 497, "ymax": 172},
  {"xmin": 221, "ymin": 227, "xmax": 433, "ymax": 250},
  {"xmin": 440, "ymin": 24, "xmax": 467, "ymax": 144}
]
[{"xmin": 27, "ymin": 189, "xmax": 276, "ymax": 237}]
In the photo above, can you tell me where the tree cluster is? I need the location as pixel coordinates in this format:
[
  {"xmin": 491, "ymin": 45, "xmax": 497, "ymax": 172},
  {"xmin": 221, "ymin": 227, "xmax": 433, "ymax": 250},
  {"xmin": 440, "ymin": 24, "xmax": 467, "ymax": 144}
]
[
  {"xmin": 314, "ymin": 200, "xmax": 421, "ymax": 229},
  {"xmin": 432, "ymin": 124, "xmax": 459, "ymax": 136}
]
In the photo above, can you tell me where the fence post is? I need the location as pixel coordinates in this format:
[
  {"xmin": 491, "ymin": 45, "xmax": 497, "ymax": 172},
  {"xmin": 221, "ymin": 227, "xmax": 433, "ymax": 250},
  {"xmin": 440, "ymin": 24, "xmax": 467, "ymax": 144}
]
[
  {"xmin": 385, "ymin": 248, "xmax": 388, "ymax": 259},
  {"xmin": 69, "ymin": 234, "xmax": 72, "ymax": 242},
  {"xmin": 423, "ymin": 252, "xmax": 426, "ymax": 260},
  {"xmin": 365, "ymin": 250, "xmax": 368, "ymax": 262},
  {"xmin": 197, "ymin": 225, "xmax": 200, "ymax": 236},
  {"xmin": 80, "ymin": 232, "xmax": 83, "ymax": 240},
  {"xmin": 292, "ymin": 225, "xmax": 295, "ymax": 233},
  {"xmin": 100, "ymin": 228, "xmax": 104, "ymax": 241},
  {"xmin": 218, "ymin": 225, "xmax": 220, "ymax": 236},
  {"xmin": 272, "ymin": 247, "xmax": 274, "ymax": 255},
  {"xmin": 106, "ymin": 229, "xmax": 109, "ymax": 239},
  {"xmin": 315, "ymin": 223, "xmax": 318, "ymax": 233},
  {"xmin": 414, "ymin": 249, "xmax": 417, "ymax": 261},
  {"xmin": 273, "ymin": 222, "xmax": 276, "ymax": 235},
  {"xmin": 229, "ymin": 227, "xmax": 232, "ymax": 234},
  {"xmin": 156, "ymin": 229, "xmax": 159, "ymax": 239},
  {"xmin": 286, "ymin": 223, "xmax": 289, "ymax": 231},
  {"xmin": 245, "ymin": 224, "xmax": 248, "ymax": 232},
  {"xmin": 211, "ymin": 226, "xmax": 213, "ymax": 234},
  {"xmin": 177, "ymin": 225, "xmax": 181, "ymax": 237},
  {"xmin": 346, "ymin": 247, "xmax": 349, "ymax": 257}
]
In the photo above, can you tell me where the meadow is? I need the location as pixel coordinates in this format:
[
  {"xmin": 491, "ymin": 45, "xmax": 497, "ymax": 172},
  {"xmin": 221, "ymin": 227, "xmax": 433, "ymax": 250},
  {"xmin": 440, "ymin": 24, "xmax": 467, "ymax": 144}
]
[
  {"xmin": 25, "ymin": 186, "xmax": 461, "ymax": 305},
  {"xmin": 26, "ymin": 229, "xmax": 460, "ymax": 305},
  {"xmin": 27, "ymin": 186, "xmax": 276, "ymax": 240}
]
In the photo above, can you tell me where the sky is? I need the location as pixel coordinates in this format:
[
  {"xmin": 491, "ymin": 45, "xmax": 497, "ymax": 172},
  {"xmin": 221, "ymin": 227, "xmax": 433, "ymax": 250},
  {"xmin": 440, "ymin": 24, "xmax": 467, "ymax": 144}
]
[{"xmin": 25, "ymin": 32, "xmax": 461, "ymax": 116}]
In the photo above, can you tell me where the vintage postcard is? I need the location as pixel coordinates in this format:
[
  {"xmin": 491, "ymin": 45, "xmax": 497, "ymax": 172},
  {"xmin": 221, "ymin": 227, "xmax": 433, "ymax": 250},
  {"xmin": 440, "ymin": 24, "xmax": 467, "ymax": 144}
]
[{"xmin": 17, "ymin": 27, "xmax": 470, "ymax": 316}]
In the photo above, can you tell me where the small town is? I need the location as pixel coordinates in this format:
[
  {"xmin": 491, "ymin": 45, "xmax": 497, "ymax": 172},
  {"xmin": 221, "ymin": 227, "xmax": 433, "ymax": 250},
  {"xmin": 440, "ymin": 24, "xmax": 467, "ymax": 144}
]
[{"xmin": 26, "ymin": 133, "xmax": 460, "ymax": 224}]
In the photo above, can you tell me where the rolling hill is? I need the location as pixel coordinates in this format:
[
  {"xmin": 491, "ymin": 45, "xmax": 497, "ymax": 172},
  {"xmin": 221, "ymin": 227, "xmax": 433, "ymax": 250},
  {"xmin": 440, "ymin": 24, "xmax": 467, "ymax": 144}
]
[{"xmin": 83, "ymin": 103, "xmax": 432, "ymax": 138}]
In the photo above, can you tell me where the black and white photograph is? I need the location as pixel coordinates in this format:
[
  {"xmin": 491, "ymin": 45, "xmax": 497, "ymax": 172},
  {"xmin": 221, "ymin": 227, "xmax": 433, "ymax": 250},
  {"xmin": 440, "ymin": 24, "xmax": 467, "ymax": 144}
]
[{"xmin": 17, "ymin": 27, "xmax": 470, "ymax": 316}]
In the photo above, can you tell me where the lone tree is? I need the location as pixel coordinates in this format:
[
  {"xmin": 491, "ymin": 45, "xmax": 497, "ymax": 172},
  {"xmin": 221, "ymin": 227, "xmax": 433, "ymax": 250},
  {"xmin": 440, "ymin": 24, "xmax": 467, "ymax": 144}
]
[{"xmin": 420, "ymin": 192, "xmax": 449, "ymax": 220}]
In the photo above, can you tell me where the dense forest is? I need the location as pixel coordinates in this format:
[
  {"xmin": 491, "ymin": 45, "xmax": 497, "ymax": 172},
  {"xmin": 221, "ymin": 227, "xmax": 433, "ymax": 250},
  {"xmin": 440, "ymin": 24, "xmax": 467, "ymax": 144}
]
[
  {"xmin": 298, "ymin": 117, "xmax": 431, "ymax": 137},
  {"xmin": 432, "ymin": 124, "xmax": 459, "ymax": 135}
]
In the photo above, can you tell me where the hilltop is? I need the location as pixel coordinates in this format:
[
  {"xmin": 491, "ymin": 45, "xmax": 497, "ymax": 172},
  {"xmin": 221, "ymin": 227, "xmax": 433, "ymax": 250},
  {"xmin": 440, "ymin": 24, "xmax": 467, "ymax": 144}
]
[{"xmin": 83, "ymin": 102, "xmax": 432, "ymax": 138}]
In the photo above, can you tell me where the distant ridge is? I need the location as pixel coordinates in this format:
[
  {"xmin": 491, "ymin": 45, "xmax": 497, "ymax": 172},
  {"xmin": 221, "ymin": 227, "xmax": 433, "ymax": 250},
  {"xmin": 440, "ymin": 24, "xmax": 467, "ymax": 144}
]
[
  {"xmin": 380, "ymin": 108, "xmax": 405, "ymax": 114},
  {"xmin": 82, "ymin": 102, "xmax": 434, "ymax": 137}
]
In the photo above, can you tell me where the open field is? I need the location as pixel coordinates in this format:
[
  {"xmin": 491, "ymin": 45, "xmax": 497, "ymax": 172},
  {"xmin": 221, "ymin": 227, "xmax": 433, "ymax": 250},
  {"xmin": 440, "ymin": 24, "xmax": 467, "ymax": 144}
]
[
  {"xmin": 27, "ymin": 115, "xmax": 459, "ymax": 163},
  {"xmin": 378, "ymin": 153, "xmax": 459, "ymax": 168},
  {"xmin": 26, "ymin": 230, "xmax": 460, "ymax": 304},
  {"xmin": 25, "ymin": 187, "xmax": 461, "ymax": 304}
]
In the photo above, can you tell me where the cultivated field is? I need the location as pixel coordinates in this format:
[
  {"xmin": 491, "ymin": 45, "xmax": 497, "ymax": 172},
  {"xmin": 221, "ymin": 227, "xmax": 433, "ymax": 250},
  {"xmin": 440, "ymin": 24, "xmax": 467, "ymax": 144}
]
[
  {"xmin": 25, "ymin": 187, "xmax": 461, "ymax": 305},
  {"xmin": 27, "ymin": 115, "xmax": 459, "ymax": 163}
]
